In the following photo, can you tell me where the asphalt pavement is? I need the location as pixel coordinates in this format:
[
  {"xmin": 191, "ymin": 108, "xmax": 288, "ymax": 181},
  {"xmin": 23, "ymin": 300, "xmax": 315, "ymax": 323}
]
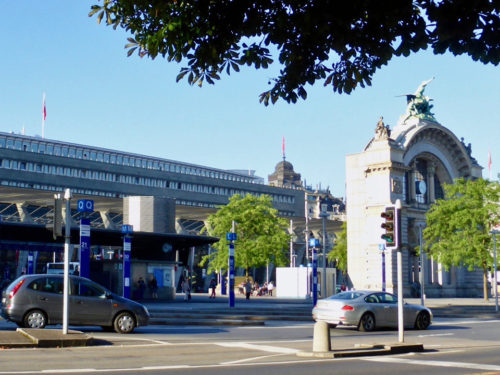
[{"xmin": 1, "ymin": 293, "xmax": 499, "ymax": 351}]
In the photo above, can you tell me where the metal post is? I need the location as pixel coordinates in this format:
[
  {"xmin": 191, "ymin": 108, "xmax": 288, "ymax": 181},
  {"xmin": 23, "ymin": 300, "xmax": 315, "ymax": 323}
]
[
  {"xmin": 305, "ymin": 196, "xmax": 310, "ymax": 297},
  {"xmin": 289, "ymin": 219, "xmax": 294, "ymax": 267},
  {"xmin": 395, "ymin": 199, "xmax": 404, "ymax": 343},
  {"xmin": 62, "ymin": 188, "xmax": 72, "ymax": 335},
  {"xmin": 418, "ymin": 223, "xmax": 426, "ymax": 306},
  {"xmin": 382, "ymin": 248, "xmax": 386, "ymax": 292}
]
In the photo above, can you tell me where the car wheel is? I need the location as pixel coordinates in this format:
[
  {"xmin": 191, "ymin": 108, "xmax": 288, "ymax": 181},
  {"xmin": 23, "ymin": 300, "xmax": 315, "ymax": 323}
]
[
  {"xmin": 359, "ymin": 313, "xmax": 376, "ymax": 332},
  {"xmin": 23, "ymin": 309, "xmax": 47, "ymax": 329},
  {"xmin": 113, "ymin": 312, "xmax": 136, "ymax": 334},
  {"xmin": 415, "ymin": 311, "xmax": 431, "ymax": 330}
]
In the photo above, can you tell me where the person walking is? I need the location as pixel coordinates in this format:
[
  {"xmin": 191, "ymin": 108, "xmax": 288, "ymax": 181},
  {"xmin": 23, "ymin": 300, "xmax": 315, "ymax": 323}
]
[
  {"xmin": 148, "ymin": 275, "xmax": 158, "ymax": 299},
  {"xmin": 182, "ymin": 277, "xmax": 191, "ymax": 301},
  {"xmin": 268, "ymin": 281, "xmax": 274, "ymax": 296},
  {"xmin": 244, "ymin": 278, "xmax": 252, "ymax": 300},
  {"xmin": 137, "ymin": 277, "xmax": 146, "ymax": 299},
  {"xmin": 209, "ymin": 278, "xmax": 217, "ymax": 299}
]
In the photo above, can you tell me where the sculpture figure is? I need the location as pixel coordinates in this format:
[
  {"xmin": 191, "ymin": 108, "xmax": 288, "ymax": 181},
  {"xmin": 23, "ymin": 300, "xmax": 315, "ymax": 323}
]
[
  {"xmin": 374, "ymin": 116, "xmax": 390, "ymax": 139},
  {"xmin": 401, "ymin": 78, "xmax": 437, "ymax": 123}
]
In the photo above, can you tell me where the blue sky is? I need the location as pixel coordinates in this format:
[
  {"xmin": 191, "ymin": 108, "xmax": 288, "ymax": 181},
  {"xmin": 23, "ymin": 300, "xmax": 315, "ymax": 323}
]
[{"xmin": 1, "ymin": 1, "xmax": 499, "ymax": 197}]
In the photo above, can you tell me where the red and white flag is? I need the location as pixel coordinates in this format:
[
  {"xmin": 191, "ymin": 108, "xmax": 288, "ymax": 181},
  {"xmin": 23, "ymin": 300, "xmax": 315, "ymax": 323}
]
[
  {"xmin": 282, "ymin": 136, "xmax": 285, "ymax": 159},
  {"xmin": 488, "ymin": 150, "xmax": 492, "ymax": 180},
  {"xmin": 42, "ymin": 93, "xmax": 47, "ymax": 121},
  {"xmin": 42, "ymin": 93, "xmax": 46, "ymax": 138}
]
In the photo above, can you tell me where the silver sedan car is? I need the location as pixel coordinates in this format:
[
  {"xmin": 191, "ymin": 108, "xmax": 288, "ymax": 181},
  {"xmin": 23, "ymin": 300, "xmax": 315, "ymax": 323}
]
[
  {"xmin": 312, "ymin": 290, "xmax": 432, "ymax": 331},
  {"xmin": 1, "ymin": 274, "xmax": 150, "ymax": 333}
]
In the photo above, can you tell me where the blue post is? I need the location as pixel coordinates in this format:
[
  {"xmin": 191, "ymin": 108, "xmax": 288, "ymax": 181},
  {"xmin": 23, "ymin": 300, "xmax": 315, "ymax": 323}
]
[
  {"xmin": 227, "ymin": 231, "xmax": 237, "ymax": 308},
  {"xmin": 79, "ymin": 218, "xmax": 91, "ymax": 278},
  {"xmin": 229, "ymin": 243, "xmax": 235, "ymax": 307},
  {"xmin": 123, "ymin": 235, "xmax": 131, "ymax": 298},
  {"xmin": 312, "ymin": 247, "xmax": 318, "ymax": 306},
  {"xmin": 122, "ymin": 224, "xmax": 133, "ymax": 299},
  {"xmin": 77, "ymin": 199, "xmax": 93, "ymax": 279}
]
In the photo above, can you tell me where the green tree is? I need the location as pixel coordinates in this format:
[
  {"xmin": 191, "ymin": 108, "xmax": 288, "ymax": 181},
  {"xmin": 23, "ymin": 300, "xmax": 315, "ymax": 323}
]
[
  {"xmin": 90, "ymin": 1, "xmax": 499, "ymax": 105},
  {"xmin": 201, "ymin": 194, "xmax": 290, "ymax": 276},
  {"xmin": 423, "ymin": 178, "xmax": 500, "ymax": 300},
  {"xmin": 327, "ymin": 221, "xmax": 347, "ymax": 272}
]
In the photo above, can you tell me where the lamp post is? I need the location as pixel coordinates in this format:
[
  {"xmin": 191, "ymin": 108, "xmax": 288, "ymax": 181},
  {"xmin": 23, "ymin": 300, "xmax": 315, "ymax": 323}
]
[
  {"xmin": 416, "ymin": 222, "xmax": 426, "ymax": 306},
  {"xmin": 320, "ymin": 204, "xmax": 329, "ymax": 297},
  {"xmin": 491, "ymin": 228, "xmax": 499, "ymax": 312}
]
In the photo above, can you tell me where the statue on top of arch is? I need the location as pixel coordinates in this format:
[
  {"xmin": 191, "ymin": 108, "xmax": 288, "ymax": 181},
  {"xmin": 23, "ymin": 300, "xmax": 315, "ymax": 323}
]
[{"xmin": 400, "ymin": 77, "xmax": 437, "ymax": 124}]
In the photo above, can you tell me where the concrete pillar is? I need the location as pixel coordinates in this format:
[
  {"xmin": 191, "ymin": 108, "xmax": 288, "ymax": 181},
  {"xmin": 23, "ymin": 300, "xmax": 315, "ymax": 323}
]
[
  {"xmin": 427, "ymin": 163, "xmax": 436, "ymax": 204},
  {"xmin": 99, "ymin": 210, "xmax": 118, "ymax": 230},
  {"xmin": 312, "ymin": 321, "xmax": 331, "ymax": 352},
  {"xmin": 16, "ymin": 203, "xmax": 34, "ymax": 223},
  {"xmin": 408, "ymin": 163, "xmax": 416, "ymax": 203}
]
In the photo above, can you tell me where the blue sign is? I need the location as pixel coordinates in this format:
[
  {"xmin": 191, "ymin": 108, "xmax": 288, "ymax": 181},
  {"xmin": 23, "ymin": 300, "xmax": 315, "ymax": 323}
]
[
  {"xmin": 226, "ymin": 232, "xmax": 237, "ymax": 241},
  {"xmin": 121, "ymin": 224, "xmax": 134, "ymax": 234},
  {"xmin": 309, "ymin": 238, "xmax": 320, "ymax": 248},
  {"xmin": 27, "ymin": 252, "xmax": 34, "ymax": 274},
  {"xmin": 123, "ymin": 236, "xmax": 131, "ymax": 298},
  {"xmin": 77, "ymin": 199, "xmax": 94, "ymax": 213},
  {"xmin": 80, "ymin": 218, "xmax": 91, "ymax": 278}
]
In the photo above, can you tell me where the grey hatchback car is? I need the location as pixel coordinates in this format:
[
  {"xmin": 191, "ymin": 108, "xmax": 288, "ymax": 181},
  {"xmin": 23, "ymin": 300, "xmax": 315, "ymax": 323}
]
[{"xmin": 1, "ymin": 274, "xmax": 149, "ymax": 333}]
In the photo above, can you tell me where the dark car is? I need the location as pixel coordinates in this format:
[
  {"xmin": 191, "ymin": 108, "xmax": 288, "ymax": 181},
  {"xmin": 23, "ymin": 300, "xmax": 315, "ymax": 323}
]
[{"xmin": 1, "ymin": 274, "xmax": 149, "ymax": 333}]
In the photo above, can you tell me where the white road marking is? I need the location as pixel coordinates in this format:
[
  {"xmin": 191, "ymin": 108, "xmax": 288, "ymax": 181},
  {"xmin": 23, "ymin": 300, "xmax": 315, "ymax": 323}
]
[
  {"xmin": 221, "ymin": 353, "xmax": 286, "ymax": 365},
  {"xmin": 417, "ymin": 333, "xmax": 454, "ymax": 338},
  {"xmin": 215, "ymin": 342, "xmax": 300, "ymax": 354},
  {"xmin": 364, "ymin": 357, "xmax": 500, "ymax": 371},
  {"xmin": 432, "ymin": 319, "xmax": 500, "ymax": 326}
]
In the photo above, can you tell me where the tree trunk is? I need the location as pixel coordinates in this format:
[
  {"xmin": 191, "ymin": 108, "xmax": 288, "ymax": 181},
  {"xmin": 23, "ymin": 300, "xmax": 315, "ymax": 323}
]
[{"xmin": 483, "ymin": 268, "xmax": 489, "ymax": 301}]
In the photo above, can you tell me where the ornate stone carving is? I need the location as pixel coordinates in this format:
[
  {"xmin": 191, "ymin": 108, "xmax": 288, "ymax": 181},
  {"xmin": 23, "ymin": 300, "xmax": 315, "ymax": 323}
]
[
  {"xmin": 401, "ymin": 78, "xmax": 437, "ymax": 124},
  {"xmin": 392, "ymin": 177, "xmax": 403, "ymax": 194},
  {"xmin": 374, "ymin": 116, "xmax": 391, "ymax": 139}
]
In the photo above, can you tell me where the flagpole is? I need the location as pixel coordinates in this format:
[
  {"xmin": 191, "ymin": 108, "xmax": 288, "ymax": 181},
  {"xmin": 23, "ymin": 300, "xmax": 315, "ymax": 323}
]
[
  {"xmin": 42, "ymin": 93, "xmax": 46, "ymax": 138},
  {"xmin": 488, "ymin": 150, "xmax": 492, "ymax": 181}
]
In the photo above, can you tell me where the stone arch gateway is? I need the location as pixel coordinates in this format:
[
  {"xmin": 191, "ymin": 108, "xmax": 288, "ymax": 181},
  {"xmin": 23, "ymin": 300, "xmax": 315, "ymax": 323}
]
[{"xmin": 345, "ymin": 94, "xmax": 483, "ymax": 297}]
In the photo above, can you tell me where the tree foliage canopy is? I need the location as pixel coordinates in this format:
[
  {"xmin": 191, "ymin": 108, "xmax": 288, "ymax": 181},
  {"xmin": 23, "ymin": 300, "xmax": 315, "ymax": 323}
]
[
  {"xmin": 201, "ymin": 194, "xmax": 290, "ymax": 275},
  {"xmin": 423, "ymin": 178, "xmax": 500, "ymax": 298},
  {"xmin": 327, "ymin": 221, "xmax": 347, "ymax": 272},
  {"xmin": 90, "ymin": 0, "xmax": 499, "ymax": 105}
]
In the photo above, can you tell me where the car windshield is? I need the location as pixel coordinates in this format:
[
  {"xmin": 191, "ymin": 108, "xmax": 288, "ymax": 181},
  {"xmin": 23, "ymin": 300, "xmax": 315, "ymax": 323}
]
[{"xmin": 327, "ymin": 291, "xmax": 365, "ymax": 300}]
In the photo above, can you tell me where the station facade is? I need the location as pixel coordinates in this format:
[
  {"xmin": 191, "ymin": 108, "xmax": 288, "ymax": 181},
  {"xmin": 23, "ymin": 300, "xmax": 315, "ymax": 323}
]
[{"xmin": 346, "ymin": 82, "xmax": 484, "ymax": 297}]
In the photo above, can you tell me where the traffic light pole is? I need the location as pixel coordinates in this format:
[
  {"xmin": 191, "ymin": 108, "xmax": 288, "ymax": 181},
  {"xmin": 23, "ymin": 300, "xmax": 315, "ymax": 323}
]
[{"xmin": 395, "ymin": 199, "xmax": 404, "ymax": 343}]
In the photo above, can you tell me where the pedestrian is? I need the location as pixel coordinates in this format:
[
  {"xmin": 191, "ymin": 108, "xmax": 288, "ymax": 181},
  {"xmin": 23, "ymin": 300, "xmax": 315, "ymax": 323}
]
[
  {"xmin": 268, "ymin": 281, "xmax": 274, "ymax": 296},
  {"xmin": 209, "ymin": 278, "xmax": 216, "ymax": 299},
  {"xmin": 182, "ymin": 277, "xmax": 191, "ymax": 301},
  {"xmin": 244, "ymin": 278, "xmax": 252, "ymax": 300},
  {"xmin": 148, "ymin": 275, "xmax": 158, "ymax": 299},
  {"xmin": 137, "ymin": 277, "xmax": 146, "ymax": 299}
]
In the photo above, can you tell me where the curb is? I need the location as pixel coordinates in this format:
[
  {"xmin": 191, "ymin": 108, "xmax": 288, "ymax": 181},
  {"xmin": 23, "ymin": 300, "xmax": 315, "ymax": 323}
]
[{"xmin": 297, "ymin": 343, "xmax": 424, "ymax": 358}]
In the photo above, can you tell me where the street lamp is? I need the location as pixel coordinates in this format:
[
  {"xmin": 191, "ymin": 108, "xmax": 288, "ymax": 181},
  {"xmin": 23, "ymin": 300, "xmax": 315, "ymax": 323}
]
[
  {"xmin": 320, "ymin": 204, "xmax": 329, "ymax": 298},
  {"xmin": 416, "ymin": 222, "xmax": 426, "ymax": 306}
]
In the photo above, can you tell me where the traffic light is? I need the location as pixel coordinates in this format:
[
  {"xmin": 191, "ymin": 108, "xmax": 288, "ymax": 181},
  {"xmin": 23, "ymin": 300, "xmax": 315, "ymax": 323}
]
[
  {"xmin": 53, "ymin": 194, "xmax": 63, "ymax": 240},
  {"xmin": 381, "ymin": 207, "xmax": 396, "ymax": 247}
]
